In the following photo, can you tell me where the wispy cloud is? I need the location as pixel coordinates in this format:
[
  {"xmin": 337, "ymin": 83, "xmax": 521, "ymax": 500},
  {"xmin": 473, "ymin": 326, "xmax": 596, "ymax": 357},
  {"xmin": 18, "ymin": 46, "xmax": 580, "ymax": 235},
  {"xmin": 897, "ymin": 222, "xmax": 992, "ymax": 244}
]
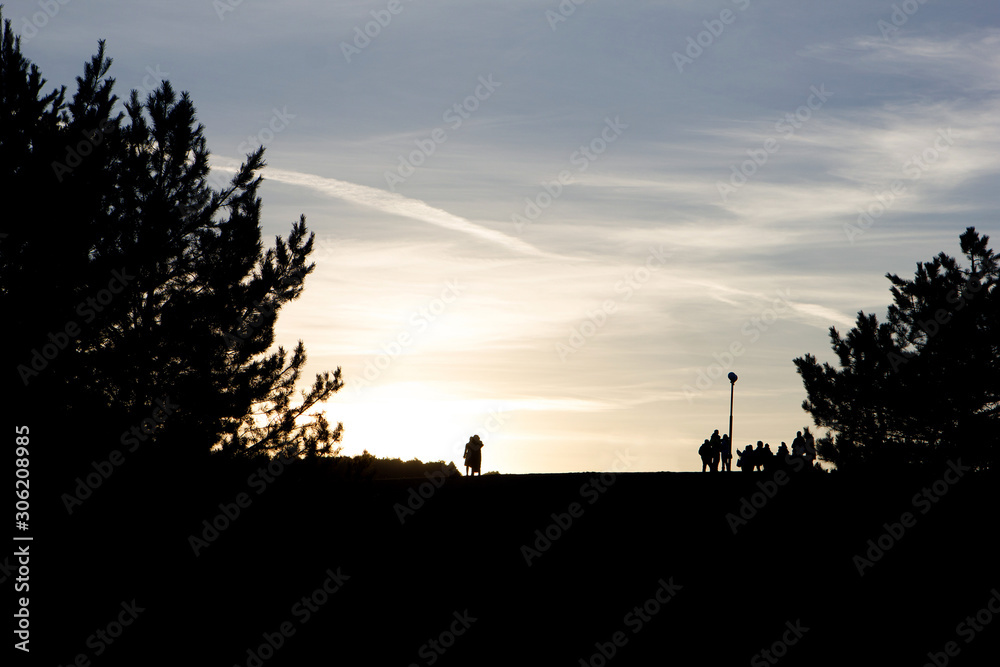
[
  {"xmin": 807, "ymin": 29, "xmax": 1000, "ymax": 93},
  {"xmin": 210, "ymin": 157, "xmax": 559, "ymax": 259}
]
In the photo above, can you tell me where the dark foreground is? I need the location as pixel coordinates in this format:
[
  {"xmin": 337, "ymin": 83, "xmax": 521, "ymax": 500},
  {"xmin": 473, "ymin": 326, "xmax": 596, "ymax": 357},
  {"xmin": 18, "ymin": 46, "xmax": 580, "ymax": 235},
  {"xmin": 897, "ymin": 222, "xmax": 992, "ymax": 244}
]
[{"xmin": 27, "ymin": 459, "xmax": 1000, "ymax": 666}]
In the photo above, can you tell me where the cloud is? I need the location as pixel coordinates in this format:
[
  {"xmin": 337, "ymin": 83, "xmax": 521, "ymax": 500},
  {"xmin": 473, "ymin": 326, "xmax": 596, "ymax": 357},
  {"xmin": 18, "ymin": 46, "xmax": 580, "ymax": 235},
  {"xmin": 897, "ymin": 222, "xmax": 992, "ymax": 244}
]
[
  {"xmin": 210, "ymin": 157, "xmax": 559, "ymax": 259},
  {"xmin": 808, "ymin": 29, "xmax": 1000, "ymax": 94}
]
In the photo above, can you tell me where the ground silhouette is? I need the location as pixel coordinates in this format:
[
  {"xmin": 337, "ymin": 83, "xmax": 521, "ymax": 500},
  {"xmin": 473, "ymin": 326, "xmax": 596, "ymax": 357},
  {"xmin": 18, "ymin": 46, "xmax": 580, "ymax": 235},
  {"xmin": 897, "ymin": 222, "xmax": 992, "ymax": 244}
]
[{"xmin": 29, "ymin": 452, "xmax": 1000, "ymax": 666}]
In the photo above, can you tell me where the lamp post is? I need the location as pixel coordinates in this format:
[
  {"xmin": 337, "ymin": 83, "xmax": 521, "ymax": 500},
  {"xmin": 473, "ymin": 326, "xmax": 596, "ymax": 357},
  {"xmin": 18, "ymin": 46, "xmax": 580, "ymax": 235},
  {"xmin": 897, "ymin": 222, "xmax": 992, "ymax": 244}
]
[{"xmin": 728, "ymin": 372, "xmax": 738, "ymax": 471}]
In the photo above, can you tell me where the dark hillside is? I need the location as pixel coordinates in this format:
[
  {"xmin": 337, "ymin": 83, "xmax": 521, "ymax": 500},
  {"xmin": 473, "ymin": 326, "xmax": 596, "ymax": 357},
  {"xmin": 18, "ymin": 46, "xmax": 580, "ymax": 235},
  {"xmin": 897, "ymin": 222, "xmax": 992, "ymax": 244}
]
[{"xmin": 38, "ymin": 463, "xmax": 999, "ymax": 666}]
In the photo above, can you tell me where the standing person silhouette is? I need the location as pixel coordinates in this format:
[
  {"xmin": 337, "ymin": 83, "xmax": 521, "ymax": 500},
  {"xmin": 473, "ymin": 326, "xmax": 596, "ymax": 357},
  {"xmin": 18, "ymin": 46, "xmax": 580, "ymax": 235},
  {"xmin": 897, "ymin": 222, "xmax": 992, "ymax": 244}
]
[
  {"xmin": 720, "ymin": 434, "xmax": 732, "ymax": 472},
  {"xmin": 803, "ymin": 430, "xmax": 816, "ymax": 467},
  {"xmin": 463, "ymin": 435, "xmax": 484, "ymax": 476},
  {"xmin": 776, "ymin": 442, "xmax": 790, "ymax": 469},
  {"xmin": 709, "ymin": 430, "xmax": 722, "ymax": 472},
  {"xmin": 736, "ymin": 445, "xmax": 754, "ymax": 473},
  {"xmin": 753, "ymin": 441, "xmax": 766, "ymax": 471},
  {"xmin": 699, "ymin": 439, "xmax": 713, "ymax": 472},
  {"xmin": 791, "ymin": 431, "xmax": 806, "ymax": 459},
  {"xmin": 761, "ymin": 443, "xmax": 775, "ymax": 473}
]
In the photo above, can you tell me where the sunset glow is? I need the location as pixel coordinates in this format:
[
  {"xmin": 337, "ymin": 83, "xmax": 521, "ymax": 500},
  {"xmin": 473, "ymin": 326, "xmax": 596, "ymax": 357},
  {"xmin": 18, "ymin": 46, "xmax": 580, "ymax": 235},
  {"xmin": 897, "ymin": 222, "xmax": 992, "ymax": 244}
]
[{"xmin": 22, "ymin": 1, "xmax": 997, "ymax": 473}]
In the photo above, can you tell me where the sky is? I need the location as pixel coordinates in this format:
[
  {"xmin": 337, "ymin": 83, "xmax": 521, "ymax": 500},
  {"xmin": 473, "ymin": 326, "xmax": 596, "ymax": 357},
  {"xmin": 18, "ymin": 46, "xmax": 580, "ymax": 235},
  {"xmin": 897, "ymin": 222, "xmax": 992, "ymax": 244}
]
[{"xmin": 13, "ymin": 0, "xmax": 999, "ymax": 473}]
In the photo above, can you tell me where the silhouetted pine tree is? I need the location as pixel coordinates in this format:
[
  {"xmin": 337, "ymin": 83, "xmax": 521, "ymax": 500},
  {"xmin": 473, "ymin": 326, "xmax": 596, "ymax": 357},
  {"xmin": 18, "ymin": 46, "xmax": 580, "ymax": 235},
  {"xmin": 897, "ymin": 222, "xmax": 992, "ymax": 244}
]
[
  {"xmin": 1, "ymin": 14, "xmax": 341, "ymax": 470},
  {"xmin": 794, "ymin": 228, "xmax": 998, "ymax": 471}
]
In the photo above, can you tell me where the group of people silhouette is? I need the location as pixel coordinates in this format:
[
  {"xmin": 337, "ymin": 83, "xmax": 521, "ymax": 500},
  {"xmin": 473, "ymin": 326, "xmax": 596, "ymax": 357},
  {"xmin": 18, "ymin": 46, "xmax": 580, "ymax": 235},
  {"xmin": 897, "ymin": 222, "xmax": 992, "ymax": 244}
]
[
  {"xmin": 463, "ymin": 434, "xmax": 484, "ymax": 476},
  {"xmin": 698, "ymin": 430, "xmax": 732, "ymax": 472},
  {"xmin": 462, "ymin": 428, "xmax": 815, "ymax": 477},
  {"xmin": 699, "ymin": 430, "xmax": 816, "ymax": 473}
]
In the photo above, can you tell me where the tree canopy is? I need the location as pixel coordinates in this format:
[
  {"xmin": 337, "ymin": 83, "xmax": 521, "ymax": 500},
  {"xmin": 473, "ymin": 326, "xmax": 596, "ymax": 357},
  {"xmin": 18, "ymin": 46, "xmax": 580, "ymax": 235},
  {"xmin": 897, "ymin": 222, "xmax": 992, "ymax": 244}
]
[
  {"xmin": 794, "ymin": 228, "xmax": 999, "ymax": 471},
  {"xmin": 1, "ymin": 13, "xmax": 342, "ymax": 470}
]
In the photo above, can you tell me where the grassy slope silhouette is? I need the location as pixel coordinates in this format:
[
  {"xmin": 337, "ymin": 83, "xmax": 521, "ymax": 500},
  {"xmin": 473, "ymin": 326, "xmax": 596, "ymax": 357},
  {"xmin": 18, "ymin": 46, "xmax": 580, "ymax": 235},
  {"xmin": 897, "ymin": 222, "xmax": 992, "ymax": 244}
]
[{"xmin": 38, "ymin": 457, "xmax": 999, "ymax": 666}]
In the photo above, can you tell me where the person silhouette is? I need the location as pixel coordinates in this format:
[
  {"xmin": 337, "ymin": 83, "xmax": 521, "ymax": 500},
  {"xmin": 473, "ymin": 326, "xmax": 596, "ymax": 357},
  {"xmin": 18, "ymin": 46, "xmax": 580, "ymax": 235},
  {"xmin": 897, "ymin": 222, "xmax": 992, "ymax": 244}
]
[
  {"xmin": 776, "ymin": 442, "xmax": 790, "ymax": 469},
  {"xmin": 803, "ymin": 430, "xmax": 816, "ymax": 467},
  {"xmin": 791, "ymin": 431, "xmax": 806, "ymax": 459},
  {"xmin": 761, "ymin": 443, "xmax": 775, "ymax": 473},
  {"xmin": 720, "ymin": 434, "xmax": 732, "ymax": 472},
  {"xmin": 736, "ymin": 444, "xmax": 754, "ymax": 473},
  {"xmin": 709, "ymin": 430, "xmax": 722, "ymax": 472},
  {"xmin": 699, "ymin": 439, "xmax": 713, "ymax": 472},
  {"xmin": 753, "ymin": 441, "xmax": 766, "ymax": 471},
  {"xmin": 463, "ymin": 435, "xmax": 484, "ymax": 476}
]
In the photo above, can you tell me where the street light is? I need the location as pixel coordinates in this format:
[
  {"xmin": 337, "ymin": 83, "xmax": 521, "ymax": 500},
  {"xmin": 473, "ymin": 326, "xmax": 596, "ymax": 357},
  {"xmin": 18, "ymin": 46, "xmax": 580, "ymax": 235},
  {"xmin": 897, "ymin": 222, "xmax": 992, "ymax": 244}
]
[{"xmin": 728, "ymin": 372, "xmax": 738, "ymax": 471}]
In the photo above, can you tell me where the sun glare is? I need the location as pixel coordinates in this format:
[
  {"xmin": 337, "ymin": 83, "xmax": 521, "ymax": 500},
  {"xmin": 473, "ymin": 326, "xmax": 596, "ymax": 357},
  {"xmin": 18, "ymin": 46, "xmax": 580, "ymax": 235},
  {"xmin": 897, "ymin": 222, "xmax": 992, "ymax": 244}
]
[{"xmin": 326, "ymin": 382, "xmax": 508, "ymax": 469}]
